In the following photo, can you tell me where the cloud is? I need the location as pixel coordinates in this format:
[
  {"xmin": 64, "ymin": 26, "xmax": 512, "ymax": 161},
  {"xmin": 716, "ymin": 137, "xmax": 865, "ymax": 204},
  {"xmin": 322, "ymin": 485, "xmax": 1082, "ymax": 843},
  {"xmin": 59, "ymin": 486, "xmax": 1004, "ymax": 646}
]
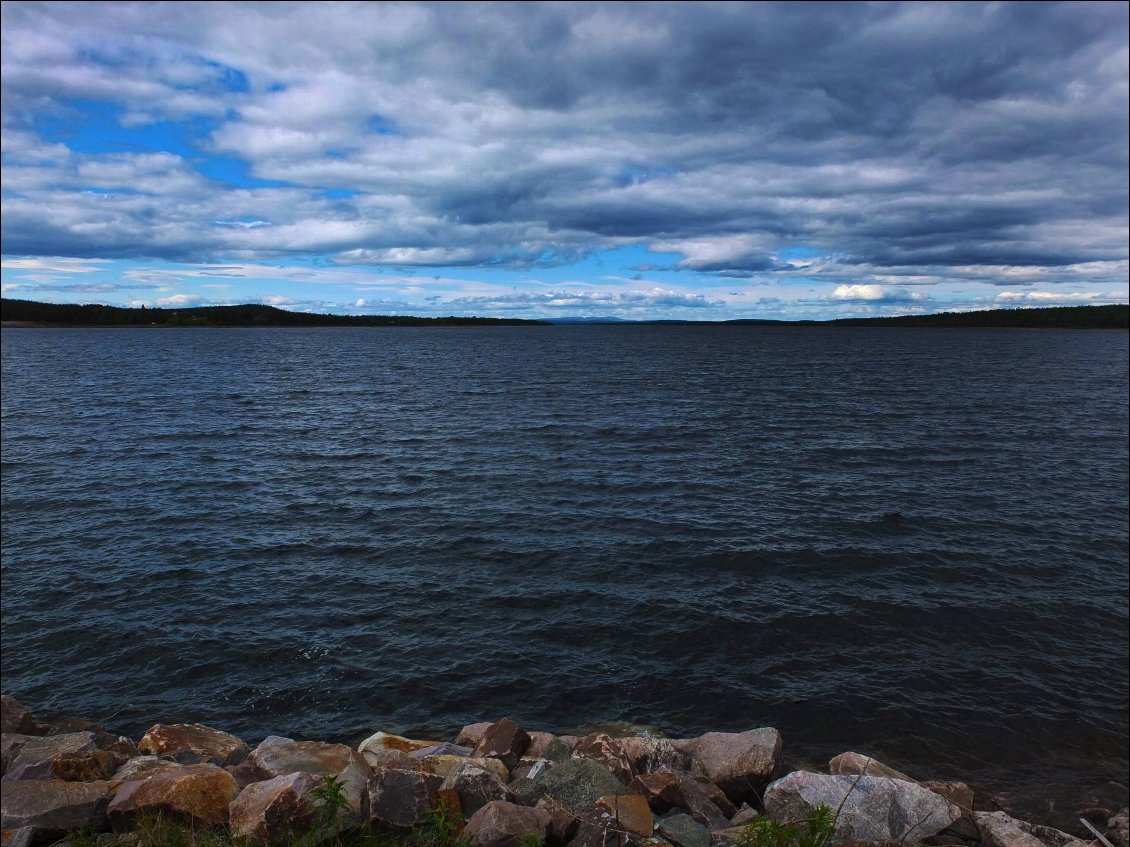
[
  {"xmin": 446, "ymin": 287, "xmax": 724, "ymax": 314},
  {"xmin": 829, "ymin": 284, "xmax": 928, "ymax": 303},
  {"xmin": 0, "ymin": 1, "xmax": 1125, "ymax": 297}
]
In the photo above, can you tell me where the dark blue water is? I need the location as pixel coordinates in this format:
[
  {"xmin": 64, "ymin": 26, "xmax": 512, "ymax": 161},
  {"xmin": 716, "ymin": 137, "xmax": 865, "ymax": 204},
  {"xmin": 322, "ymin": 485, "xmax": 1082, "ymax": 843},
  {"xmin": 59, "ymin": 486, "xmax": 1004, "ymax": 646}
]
[{"xmin": 2, "ymin": 326, "xmax": 1127, "ymax": 792}]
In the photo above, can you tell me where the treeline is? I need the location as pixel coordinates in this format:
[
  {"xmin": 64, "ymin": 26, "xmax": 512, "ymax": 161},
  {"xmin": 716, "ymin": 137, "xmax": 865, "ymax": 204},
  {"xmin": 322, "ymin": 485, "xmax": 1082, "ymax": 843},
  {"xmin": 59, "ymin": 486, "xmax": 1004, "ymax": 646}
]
[
  {"xmin": 820, "ymin": 304, "xmax": 1128, "ymax": 329},
  {"xmin": 0, "ymin": 299, "xmax": 546, "ymax": 327}
]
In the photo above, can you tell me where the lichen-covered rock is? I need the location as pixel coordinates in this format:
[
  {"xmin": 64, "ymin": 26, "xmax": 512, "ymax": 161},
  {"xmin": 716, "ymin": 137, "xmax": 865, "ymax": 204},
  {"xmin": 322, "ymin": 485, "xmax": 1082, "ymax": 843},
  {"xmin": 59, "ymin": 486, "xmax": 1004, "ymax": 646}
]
[
  {"xmin": 228, "ymin": 772, "xmax": 320, "ymax": 846},
  {"xmin": 107, "ymin": 763, "xmax": 239, "ymax": 829},
  {"xmin": 0, "ymin": 779, "xmax": 112, "ymax": 833},
  {"xmin": 573, "ymin": 734, "xmax": 634, "ymax": 784},
  {"xmin": 617, "ymin": 738, "xmax": 693, "ymax": 776},
  {"xmin": 764, "ymin": 772, "xmax": 961, "ymax": 844},
  {"xmin": 138, "ymin": 724, "xmax": 249, "ymax": 767},
  {"xmin": 657, "ymin": 814, "xmax": 711, "ymax": 847},
  {"xmin": 464, "ymin": 800, "xmax": 551, "ymax": 847},
  {"xmin": 510, "ymin": 757, "xmax": 625, "ymax": 812},
  {"xmin": 367, "ymin": 768, "xmax": 442, "ymax": 830},
  {"xmin": 0, "ymin": 698, "xmax": 46, "ymax": 737},
  {"xmin": 541, "ymin": 738, "xmax": 577, "ymax": 764},
  {"xmin": 441, "ymin": 761, "xmax": 513, "ymax": 818},
  {"xmin": 828, "ymin": 752, "xmax": 912, "ymax": 782},
  {"xmin": 675, "ymin": 729, "xmax": 781, "ymax": 805},
  {"xmin": 595, "ymin": 794, "xmax": 654, "ymax": 836},
  {"xmin": 3, "ymin": 732, "xmax": 98, "ymax": 780},
  {"xmin": 246, "ymin": 736, "xmax": 370, "ymax": 824},
  {"xmin": 472, "ymin": 719, "xmax": 531, "ymax": 773}
]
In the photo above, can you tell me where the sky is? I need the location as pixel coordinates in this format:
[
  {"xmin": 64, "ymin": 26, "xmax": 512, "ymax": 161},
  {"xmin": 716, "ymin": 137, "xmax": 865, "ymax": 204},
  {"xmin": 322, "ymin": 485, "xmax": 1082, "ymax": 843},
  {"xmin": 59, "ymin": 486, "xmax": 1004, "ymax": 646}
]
[{"xmin": 1, "ymin": 1, "xmax": 1127, "ymax": 321}]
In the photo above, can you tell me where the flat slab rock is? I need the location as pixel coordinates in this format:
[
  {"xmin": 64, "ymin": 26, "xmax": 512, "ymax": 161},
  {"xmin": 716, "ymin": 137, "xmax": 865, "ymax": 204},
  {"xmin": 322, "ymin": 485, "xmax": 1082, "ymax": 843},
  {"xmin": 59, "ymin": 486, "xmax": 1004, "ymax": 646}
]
[
  {"xmin": 3, "ymin": 732, "xmax": 98, "ymax": 780},
  {"xmin": 764, "ymin": 771, "xmax": 962, "ymax": 843},
  {"xmin": 0, "ymin": 779, "xmax": 112, "ymax": 833},
  {"xmin": 139, "ymin": 723, "xmax": 249, "ymax": 766}
]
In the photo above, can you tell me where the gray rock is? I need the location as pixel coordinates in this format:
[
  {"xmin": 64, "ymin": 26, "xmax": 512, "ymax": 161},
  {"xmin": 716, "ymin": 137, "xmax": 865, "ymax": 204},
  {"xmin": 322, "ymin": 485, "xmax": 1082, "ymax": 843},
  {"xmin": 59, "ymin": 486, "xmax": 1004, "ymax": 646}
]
[
  {"xmin": 764, "ymin": 771, "xmax": 961, "ymax": 844},
  {"xmin": 1, "ymin": 779, "xmax": 112, "ymax": 833},
  {"xmin": 974, "ymin": 811, "xmax": 1090, "ymax": 847},
  {"xmin": 675, "ymin": 729, "xmax": 782, "ymax": 805},
  {"xmin": 3, "ymin": 732, "xmax": 98, "ymax": 781},
  {"xmin": 541, "ymin": 738, "xmax": 576, "ymax": 764},
  {"xmin": 0, "ymin": 697, "xmax": 46, "ymax": 736},
  {"xmin": 464, "ymin": 800, "xmax": 551, "ymax": 847},
  {"xmin": 111, "ymin": 756, "xmax": 182, "ymax": 782},
  {"xmin": 730, "ymin": 804, "xmax": 757, "ymax": 827},
  {"xmin": 2, "ymin": 734, "xmax": 34, "ymax": 776},
  {"xmin": 367, "ymin": 768, "xmax": 442, "ymax": 830},
  {"xmin": 1, "ymin": 826, "xmax": 37, "ymax": 847},
  {"xmin": 411, "ymin": 743, "xmax": 473, "ymax": 759},
  {"xmin": 657, "ymin": 814, "xmax": 711, "ymax": 847},
  {"xmin": 48, "ymin": 719, "xmax": 138, "ymax": 758},
  {"xmin": 138, "ymin": 724, "xmax": 248, "ymax": 767},
  {"xmin": 440, "ymin": 761, "xmax": 513, "ymax": 818},
  {"xmin": 1109, "ymin": 807, "xmax": 1129, "ymax": 847}
]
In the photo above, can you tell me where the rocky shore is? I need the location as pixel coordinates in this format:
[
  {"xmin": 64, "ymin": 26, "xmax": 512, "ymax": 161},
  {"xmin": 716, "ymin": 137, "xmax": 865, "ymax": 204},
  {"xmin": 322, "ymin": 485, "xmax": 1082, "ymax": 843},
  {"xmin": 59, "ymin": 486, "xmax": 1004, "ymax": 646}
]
[{"xmin": 2, "ymin": 696, "xmax": 1126, "ymax": 847}]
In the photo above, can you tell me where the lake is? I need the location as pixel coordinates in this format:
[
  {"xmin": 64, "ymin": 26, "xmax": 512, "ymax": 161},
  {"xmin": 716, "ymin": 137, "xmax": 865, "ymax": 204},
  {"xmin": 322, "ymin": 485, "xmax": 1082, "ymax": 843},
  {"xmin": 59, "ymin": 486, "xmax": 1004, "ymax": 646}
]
[{"xmin": 1, "ymin": 325, "xmax": 1126, "ymax": 795}]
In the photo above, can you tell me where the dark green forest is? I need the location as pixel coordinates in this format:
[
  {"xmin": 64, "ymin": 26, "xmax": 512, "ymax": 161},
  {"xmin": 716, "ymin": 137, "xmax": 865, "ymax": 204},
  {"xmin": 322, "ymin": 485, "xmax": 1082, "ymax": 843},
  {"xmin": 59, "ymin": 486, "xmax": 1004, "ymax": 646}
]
[{"xmin": 0, "ymin": 299, "xmax": 545, "ymax": 327}]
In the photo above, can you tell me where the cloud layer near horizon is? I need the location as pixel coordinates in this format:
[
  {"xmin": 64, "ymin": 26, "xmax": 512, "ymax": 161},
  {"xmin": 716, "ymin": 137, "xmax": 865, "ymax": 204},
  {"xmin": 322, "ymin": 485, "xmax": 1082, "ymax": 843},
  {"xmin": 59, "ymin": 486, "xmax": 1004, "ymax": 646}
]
[{"xmin": 1, "ymin": 1, "xmax": 1127, "ymax": 316}]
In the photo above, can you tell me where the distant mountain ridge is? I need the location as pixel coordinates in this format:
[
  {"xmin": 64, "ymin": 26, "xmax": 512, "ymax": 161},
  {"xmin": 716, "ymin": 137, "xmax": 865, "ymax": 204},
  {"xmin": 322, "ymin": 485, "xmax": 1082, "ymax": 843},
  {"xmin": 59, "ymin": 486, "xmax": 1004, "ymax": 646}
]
[{"xmin": 2, "ymin": 298, "xmax": 1126, "ymax": 329}]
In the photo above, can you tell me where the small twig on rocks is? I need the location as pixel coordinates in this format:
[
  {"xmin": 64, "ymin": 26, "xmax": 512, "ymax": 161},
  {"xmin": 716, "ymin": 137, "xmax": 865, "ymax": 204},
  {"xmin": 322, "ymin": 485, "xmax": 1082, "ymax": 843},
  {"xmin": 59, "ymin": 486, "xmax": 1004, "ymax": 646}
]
[{"xmin": 1080, "ymin": 817, "xmax": 1115, "ymax": 847}]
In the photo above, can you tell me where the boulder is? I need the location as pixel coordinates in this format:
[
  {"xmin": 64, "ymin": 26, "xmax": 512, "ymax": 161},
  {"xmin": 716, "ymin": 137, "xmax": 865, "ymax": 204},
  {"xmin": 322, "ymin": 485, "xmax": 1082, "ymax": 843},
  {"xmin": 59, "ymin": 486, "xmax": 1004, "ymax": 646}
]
[
  {"xmin": 764, "ymin": 772, "xmax": 961, "ymax": 844},
  {"xmin": 730, "ymin": 805, "xmax": 757, "ymax": 827},
  {"xmin": 656, "ymin": 814, "xmax": 711, "ymax": 847},
  {"xmin": 573, "ymin": 734, "xmax": 634, "ymax": 784},
  {"xmin": 48, "ymin": 718, "xmax": 138, "ymax": 757},
  {"xmin": 246, "ymin": 736, "xmax": 370, "ymax": 823},
  {"xmin": 510, "ymin": 757, "xmax": 625, "ymax": 812},
  {"xmin": 572, "ymin": 810, "xmax": 647, "ymax": 847},
  {"xmin": 358, "ymin": 731, "xmax": 445, "ymax": 760},
  {"xmin": 675, "ymin": 729, "xmax": 782, "ymax": 805},
  {"xmin": 536, "ymin": 796, "xmax": 581, "ymax": 847},
  {"xmin": 974, "ymin": 811, "xmax": 1091, "ymax": 847},
  {"xmin": 828, "ymin": 752, "xmax": 912, "ymax": 782},
  {"xmin": 138, "ymin": 724, "xmax": 248, "ymax": 767},
  {"xmin": 3, "ymin": 732, "xmax": 98, "ymax": 780},
  {"xmin": 541, "ymin": 738, "xmax": 577, "ymax": 764},
  {"xmin": 617, "ymin": 738, "xmax": 693, "ymax": 776},
  {"xmin": 0, "ymin": 779, "xmax": 111, "ymax": 833},
  {"xmin": 112, "ymin": 756, "xmax": 182, "ymax": 782},
  {"xmin": 421, "ymin": 755, "xmax": 509, "ymax": 782},
  {"xmin": 921, "ymin": 781, "xmax": 975, "ymax": 811},
  {"xmin": 2, "ymin": 735, "xmax": 34, "ymax": 776},
  {"xmin": 464, "ymin": 800, "xmax": 551, "ymax": 847},
  {"xmin": 627, "ymin": 770, "xmax": 731, "ymax": 830},
  {"xmin": 457, "ymin": 724, "xmax": 494, "ymax": 748},
  {"xmin": 526, "ymin": 733, "xmax": 557, "ymax": 759},
  {"xmin": 441, "ymin": 761, "xmax": 513, "ymax": 818},
  {"xmin": 1109, "ymin": 808, "xmax": 1129, "ymax": 847},
  {"xmin": 107, "ymin": 763, "xmax": 239, "ymax": 829},
  {"xmin": 52, "ymin": 752, "xmax": 125, "ymax": 782},
  {"xmin": 472, "ymin": 719, "xmax": 531, "ymax": 772},
  {"xmin": 1, "ymin": 827, "xmax": 37, "ymax": 847},
  {"xmin": 412, "ymin": 743, "xmax": 473, "ymax": 759},
  {"xmin": 0, "ymin": 698, "xmax": 46, "ymax": 737},
  {"xmin": 367, "ymin": 768, "xmax": 442, "ymax": 830},
  {"xmin": 596, "ymin": 794, "xmax": 654, "ymax": 837},
  {"xmin": 228, "ymin": 772, "xmax": 320, "ymax": 846},
  {"xmin": 709, "ymin": 826, "xmax": 750, "ymax": 846}
]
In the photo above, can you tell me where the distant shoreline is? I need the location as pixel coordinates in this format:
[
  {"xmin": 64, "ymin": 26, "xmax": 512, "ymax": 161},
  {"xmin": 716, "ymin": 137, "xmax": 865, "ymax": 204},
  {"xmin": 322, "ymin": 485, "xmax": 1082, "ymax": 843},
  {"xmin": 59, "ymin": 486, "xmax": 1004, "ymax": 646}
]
[{"xmin": 1, "ymin": 299, "xmax": 1127, "ymax": 329}]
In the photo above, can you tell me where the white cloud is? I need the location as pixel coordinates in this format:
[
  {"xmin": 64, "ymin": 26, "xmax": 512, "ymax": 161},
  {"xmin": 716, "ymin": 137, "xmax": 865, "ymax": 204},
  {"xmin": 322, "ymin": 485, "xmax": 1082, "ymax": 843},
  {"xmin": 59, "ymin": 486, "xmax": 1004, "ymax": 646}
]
[{"xmin": 829, "ymin": 284, "xmax": 928, "ymax": 303}]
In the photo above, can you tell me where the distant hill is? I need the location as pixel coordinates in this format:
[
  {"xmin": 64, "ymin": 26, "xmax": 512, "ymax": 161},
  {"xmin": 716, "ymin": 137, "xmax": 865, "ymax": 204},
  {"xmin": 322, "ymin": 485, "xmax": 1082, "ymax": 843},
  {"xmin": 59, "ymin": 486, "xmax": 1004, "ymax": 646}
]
[
  {"xmin": 0, "ymin": 299, "xmax": 546, "ymax": 327},
  {"xmin": 1, "ymin": 299, "xmax": 1125, "ymax": 329},
  {"xmin": 818, "ymin": 304, "xmax": 1128, "ymax": 329}
]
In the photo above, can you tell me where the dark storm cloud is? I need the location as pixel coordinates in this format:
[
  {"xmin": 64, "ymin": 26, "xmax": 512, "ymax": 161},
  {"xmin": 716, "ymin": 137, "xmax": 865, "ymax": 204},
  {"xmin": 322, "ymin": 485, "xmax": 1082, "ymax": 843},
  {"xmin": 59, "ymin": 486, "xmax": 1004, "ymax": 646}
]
[{"xmin": 0, "ymin": 1, "xmax": 1126, "ymax": 288}]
